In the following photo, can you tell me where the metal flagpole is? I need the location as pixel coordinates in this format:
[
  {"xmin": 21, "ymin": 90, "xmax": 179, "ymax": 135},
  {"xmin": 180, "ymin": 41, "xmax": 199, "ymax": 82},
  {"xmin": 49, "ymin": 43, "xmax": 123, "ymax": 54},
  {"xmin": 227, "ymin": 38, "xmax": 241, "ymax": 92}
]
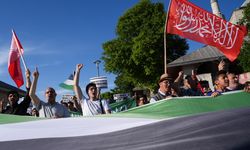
[
  {"xmin": 164, "ymin": 0, "xmax": 172, "ymax": 74},
  {"xmin": 12, "ymin": 30, "xmax": 27, "ymax": 71}
]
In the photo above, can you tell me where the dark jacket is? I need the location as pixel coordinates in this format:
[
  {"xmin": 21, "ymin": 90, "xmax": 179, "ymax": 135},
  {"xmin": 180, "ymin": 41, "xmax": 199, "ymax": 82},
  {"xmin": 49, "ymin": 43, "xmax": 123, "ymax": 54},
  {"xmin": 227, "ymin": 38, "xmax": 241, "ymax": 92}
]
[{"xmin": 2, "ymin": 88, "xmax": 31, "ymax": 115}]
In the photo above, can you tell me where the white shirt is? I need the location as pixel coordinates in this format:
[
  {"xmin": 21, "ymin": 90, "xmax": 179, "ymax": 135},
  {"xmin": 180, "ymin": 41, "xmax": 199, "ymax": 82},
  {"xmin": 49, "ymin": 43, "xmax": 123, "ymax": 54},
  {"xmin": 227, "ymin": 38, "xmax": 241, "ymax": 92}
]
[{"xmin": 80, "ymin": 98, "xmax": 110, "ymax": 116}]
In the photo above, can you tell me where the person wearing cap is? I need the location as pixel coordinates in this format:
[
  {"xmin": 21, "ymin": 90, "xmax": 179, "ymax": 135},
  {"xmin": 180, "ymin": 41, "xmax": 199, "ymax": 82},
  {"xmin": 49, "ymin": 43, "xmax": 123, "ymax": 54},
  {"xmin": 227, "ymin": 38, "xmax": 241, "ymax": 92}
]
[
  {"xmin": 0, "ymin": 69, "xmax": 31, "ymax": 115},
  {"xmin": 150, "ymin": 73, "xmax": 172, "ymax": 103}
]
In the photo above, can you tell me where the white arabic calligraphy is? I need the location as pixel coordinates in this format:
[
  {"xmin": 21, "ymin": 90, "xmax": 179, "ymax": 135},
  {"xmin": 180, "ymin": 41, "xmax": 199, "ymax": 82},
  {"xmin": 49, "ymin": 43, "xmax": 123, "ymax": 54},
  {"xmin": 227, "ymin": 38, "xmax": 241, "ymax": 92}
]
[{"xmin": 173, "ymin": 1, "xmax": 239, "ymax": 49}]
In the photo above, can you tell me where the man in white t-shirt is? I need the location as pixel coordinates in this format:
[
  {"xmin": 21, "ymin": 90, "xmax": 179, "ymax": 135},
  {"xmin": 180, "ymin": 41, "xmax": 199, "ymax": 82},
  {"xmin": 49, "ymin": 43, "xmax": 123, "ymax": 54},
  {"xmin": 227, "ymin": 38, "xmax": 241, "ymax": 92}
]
[{"xmin": 73, "ymin": 64, "xmax": 111, "ymax": 116}]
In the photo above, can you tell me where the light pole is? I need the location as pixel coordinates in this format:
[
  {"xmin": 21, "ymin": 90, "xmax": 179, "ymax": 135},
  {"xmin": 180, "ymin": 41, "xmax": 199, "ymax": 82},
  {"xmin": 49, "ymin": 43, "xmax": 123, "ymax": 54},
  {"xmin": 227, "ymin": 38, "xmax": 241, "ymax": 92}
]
[{"xmin": 93, "ymin": 60, "xmax": 101, "ymax": 77}]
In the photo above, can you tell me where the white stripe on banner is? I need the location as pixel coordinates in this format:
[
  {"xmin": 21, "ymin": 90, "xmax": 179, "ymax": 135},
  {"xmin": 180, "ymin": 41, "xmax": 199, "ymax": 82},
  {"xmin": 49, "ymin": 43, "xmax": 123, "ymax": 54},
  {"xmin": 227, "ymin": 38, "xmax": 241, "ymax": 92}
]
[
  {"xmin": 0, "ymin": 117, "xmax": 159, "ymax": 142},
  {"xmin": 64, "ymin": 79, "xmax": 74, "ymax": 85}
]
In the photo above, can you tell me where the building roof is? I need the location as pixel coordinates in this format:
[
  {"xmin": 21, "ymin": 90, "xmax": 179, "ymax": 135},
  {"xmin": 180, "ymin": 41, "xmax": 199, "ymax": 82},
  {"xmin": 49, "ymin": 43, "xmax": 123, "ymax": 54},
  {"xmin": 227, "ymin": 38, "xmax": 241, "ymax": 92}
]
[
  {"xmin": 0, "ymin": 80, "xmax": 26, "ymax": 97},
  {"xmin": 168, "ymin": 45, "xmax": 225, "ymax": 68}
]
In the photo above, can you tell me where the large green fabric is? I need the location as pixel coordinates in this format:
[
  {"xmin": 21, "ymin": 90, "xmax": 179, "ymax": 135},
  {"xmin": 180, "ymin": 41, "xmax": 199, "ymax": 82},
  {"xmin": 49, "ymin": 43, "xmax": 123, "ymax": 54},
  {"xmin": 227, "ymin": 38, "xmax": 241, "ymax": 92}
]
[
  {"xmin": 0, "ymin": 114, "xmax": 41, "ymax": 124},
  {"xmin": 111, "ymin": 91, "xmax": 250, "ymax": 119},
  {"xmin": 1, "ymin": 91, "xmax": 250, "ymax": 124}
]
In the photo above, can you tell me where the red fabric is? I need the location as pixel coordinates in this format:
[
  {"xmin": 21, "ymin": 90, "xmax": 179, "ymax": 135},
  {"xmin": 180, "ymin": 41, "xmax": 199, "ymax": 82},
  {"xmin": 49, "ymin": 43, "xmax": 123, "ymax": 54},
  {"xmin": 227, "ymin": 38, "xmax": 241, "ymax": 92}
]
[
  {"xmin": 166, "ymin": 0, "xmax": 247, "ymax": 61},
  {"xmin": 8, "ymin": 31, "xmax": 24, "ymax": 88}
]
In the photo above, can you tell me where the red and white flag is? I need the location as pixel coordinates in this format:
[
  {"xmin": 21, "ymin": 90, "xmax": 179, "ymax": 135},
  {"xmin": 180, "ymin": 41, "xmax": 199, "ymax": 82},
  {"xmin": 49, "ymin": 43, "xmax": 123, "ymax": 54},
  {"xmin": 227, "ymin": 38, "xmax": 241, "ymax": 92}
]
[
  {"xmin": 8, "ymin": 30, "xmax": 24, "ymax": 88},
  {"xmin": 166, "ymin": 0, "xmax": 247, "ymax": 61}
]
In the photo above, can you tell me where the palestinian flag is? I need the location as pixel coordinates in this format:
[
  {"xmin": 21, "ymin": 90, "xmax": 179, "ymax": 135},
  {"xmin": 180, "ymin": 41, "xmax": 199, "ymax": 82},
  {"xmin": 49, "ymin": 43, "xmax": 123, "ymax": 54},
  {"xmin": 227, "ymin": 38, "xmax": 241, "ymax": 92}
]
[
  {"xmin": 59, "ymin": 73, "xmax": 74, "ymax": 90},
  {"xmin": 1, "ymin": 91, "xmax": 250, "ymax": 150}
]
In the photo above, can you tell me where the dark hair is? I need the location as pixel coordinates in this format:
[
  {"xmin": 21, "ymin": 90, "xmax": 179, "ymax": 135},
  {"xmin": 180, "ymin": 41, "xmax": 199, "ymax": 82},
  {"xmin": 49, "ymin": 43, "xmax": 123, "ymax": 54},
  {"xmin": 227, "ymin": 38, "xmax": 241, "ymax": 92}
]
[
  {"xmin": 184, "ymin": 75, "xmax": 196, "ymax": 84},
  {"xmin": 199, "ymin": 80, "xmax": 209, "ymax": 88},
  {"xmin": 214, "ymin": 70, "xmax": 227, "ymax": 81},
  {"xmin": 85, "ymin": 82, "xmax": 97, "ymax": 96},
  {"xmin": 7, "ymin": 90, "xmax": 19, "ymax": 98},
  {"xmin": 227, "ymin": 71, "xmax": 236, "ymax": 75},
  {"xmin": 68, "ymin": 101, "xmax": 74, "ymax": 105},
  {"xmin": 185, "ymin": 75, "xmax": 192, "ymax": 80}
]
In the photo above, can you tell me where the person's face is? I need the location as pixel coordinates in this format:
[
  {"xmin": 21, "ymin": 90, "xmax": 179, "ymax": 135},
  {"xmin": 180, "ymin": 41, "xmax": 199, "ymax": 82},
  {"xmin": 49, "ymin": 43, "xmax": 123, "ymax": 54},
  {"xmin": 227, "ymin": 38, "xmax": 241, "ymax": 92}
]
[
  {"xmin": 227, "ymin": 73, "xmax": 238, "ymax": 84},
  {"xmin": 216, "ymin": 74, "xmax": 229, "ymax": 88},
  {"xmin": 171, "ymin": 88, "xmax": 177, "ymax": 95},
  {"xmin": 88, "ymin": 86, "xmax": 97, "ymax": 99},
  {"xmin": 45, "ymin": 88, "xmax": 56, "ymax": 103},
  {"xmin": 32, "ymin": 109, "xmax": 38, "ymax": 116},
  {"xmin": 68, "ymin": 102, "xmax": 74, "ymax": 109},
  {"xmin": 159, "ymin": 79, "xmax": 171, "ymax": 93},
  {"xmin": 203, "ymin": 87, "xmax": 209, "ymax": 93},
  {"xmin": 245, "ymin": 82, "xmax": 250, "ymax": 92},
  {"xmin": 138, "ymin": 97, "xmax": 144, "ymax": 106},
  {"xmin": 72, "ymin": 96, "xmax": 77, "ymax": 101},
  {"xmin": 8, "ymin": 93, "xmax": 19, "ymax": 106}
]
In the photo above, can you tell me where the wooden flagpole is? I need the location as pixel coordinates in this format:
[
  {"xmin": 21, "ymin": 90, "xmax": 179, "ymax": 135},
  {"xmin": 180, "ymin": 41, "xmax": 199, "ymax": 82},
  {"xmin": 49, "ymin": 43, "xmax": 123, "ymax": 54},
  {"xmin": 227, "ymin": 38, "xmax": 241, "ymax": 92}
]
[{"xmin": 164, "ymin": 0, "xmax": 172, "ymax": 74}]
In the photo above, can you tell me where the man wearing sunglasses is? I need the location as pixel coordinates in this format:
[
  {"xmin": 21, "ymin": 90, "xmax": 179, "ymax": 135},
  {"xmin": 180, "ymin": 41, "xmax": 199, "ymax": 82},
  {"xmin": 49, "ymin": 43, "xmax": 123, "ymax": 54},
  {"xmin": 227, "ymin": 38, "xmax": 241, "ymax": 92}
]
[{"xmin": 150, "ymin": 73, "xmax": 173, "ymax": 103}]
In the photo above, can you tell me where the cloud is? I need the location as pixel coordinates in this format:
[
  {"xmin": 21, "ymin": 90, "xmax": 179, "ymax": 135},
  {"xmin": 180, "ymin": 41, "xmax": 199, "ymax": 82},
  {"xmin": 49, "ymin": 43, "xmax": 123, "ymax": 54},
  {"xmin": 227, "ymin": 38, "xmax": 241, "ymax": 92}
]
[
  {"xmin": 0, "ymin": 44, "xmax": 60, "ymax": 75},
  {"xmin": 0, "ymin": 52, "xmax": 8, "ymax": 66},
  {"xmin": 0, "ymin": 45, "xmax": 10, "ymax": 75},
  {"xmin": 29, "ymin": 61, "xmax": 63, "ymax": 69},
  {"xmin": 37, "ymin": 90, "xmax": 45, "ymax": 97},
  {"xmin": 108, "ymin": 83, "xmax": 116, "ymax": 89},
  {"xmin": 25, "ymin": 44, "xmax": 59, "ymax": 56},
  {"xmin": 55, "ymin": 88, "xmax": 73, "ymax": 95}
]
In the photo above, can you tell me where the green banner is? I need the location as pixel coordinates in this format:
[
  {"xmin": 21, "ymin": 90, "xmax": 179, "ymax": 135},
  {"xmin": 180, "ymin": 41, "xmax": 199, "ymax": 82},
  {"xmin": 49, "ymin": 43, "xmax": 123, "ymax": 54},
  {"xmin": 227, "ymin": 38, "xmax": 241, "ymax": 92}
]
[
  {"xmin": 110, "ymin": 98, "xmax": 137, "ymax": 113},
  {"xmin": 112, "ymin": 91, "xmax": 250, "ymax": 119}
]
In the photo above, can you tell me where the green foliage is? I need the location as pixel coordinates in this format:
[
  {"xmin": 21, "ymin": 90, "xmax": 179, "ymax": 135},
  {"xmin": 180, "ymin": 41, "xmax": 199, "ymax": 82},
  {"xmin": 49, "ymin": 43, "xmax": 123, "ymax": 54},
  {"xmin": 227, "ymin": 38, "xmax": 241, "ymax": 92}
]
[
  {"xmin": 100, "ymin": 91, "xmax": 113, "ymax": 99},
  {"xmin": 238, "ymin": 42, "xmax": 250, "ymax": 71},
  {"xmin": 100, "ymin": 91, "xmax": 115, "ymax": 104},
  {"xmin": 114, "ymin": 74, "xmax": 135, "ymax": 93},
  {"xmin": 238, "ymin": 3, "xmax": 250, "ymax": 72},
  {"xmin": 102, "ymin": 0, "xmax": 188, "ymax": 92}
]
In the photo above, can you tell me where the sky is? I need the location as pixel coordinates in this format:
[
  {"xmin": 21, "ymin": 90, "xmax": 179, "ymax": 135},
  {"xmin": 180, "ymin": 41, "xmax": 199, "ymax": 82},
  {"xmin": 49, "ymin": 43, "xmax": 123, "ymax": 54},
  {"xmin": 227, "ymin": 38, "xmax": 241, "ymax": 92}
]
[{"xmin": 0, "ymin": 0, "xmax": 246, "ymax": 101}]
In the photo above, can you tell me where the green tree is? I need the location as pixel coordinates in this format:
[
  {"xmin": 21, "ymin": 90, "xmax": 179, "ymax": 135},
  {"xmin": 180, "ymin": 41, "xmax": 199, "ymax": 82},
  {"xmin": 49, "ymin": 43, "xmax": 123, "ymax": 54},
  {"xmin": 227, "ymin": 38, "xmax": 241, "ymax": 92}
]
[
  {"xmin": 102, "ymin": 0, "xmax": 188, "ymax": 92},
  {"xmin": 239, "ymin": 2, "xmax": 250, "ymax": 72},
  {"xmin": 100, "ymin": 91, "xmax": 116, "ymax": 104}
]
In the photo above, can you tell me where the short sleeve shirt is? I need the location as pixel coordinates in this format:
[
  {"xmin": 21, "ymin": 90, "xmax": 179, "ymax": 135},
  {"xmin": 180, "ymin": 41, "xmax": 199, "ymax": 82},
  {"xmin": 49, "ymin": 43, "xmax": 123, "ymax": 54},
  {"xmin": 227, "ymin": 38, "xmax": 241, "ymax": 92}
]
[
  {"xmin": 36, "ymin": 101, "xmax": 70, "ymax": 118},
  {"xmin": 80, "ymin": 99, "xmax": 110, "ymax": 116}
]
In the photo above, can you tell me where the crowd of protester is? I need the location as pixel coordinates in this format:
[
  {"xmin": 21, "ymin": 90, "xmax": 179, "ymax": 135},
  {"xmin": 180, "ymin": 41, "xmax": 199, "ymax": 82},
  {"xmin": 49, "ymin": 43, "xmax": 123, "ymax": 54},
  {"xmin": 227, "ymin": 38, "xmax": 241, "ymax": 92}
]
[
  {"xmin": 150, "ymin": 60, "xmax": 250, "ymax": 103},
  {"xmin": 0, "ymin": 64, "xmax": 111, "ymax": 118},
  {"xmin": 0, "ymin": 61, "xmax": 250, "ymax": 118}
]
